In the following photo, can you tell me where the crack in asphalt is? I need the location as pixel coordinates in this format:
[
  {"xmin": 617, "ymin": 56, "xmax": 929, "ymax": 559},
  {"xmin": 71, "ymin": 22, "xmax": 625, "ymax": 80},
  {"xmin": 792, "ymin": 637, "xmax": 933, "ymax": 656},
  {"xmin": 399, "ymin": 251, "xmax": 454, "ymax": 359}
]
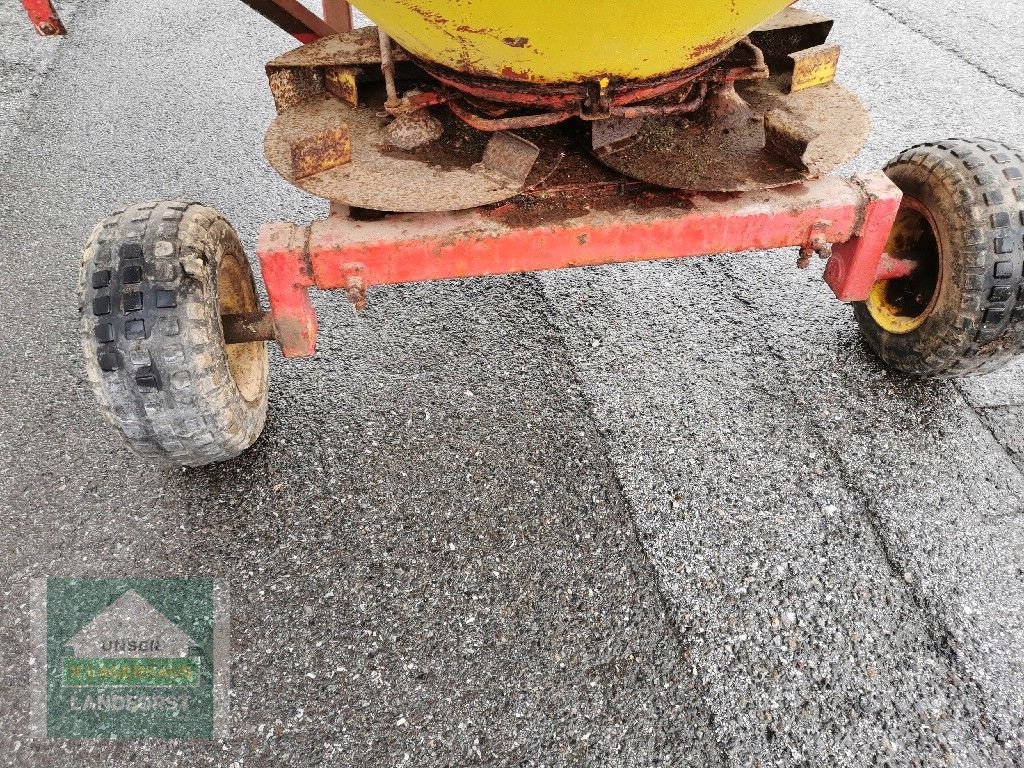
[
  {"xmin": 532, "ymin": 244, "xmax": 1024, "ymax": 760},
  {"xmin": 0, "ymin": 3, "xmax": 78, "ymax": 174},
  {"xmin": 957, "ymin": 382, "xmax": 1024, "ymax": 479},
  {"xmin": 862, "ymin": 0, "xmax": 1024, "ymax": 100},
  {"xmin": 524, "ymin": 272, "xmax": 732, "ymax": 767},
  {"xmin": 819, "ymin": 424, "xmax": 1021, "ymax": 764},
  {"xmin": 712, "ymin": 255, "xmax": 1021, "ymax": 759},
  {"xmin": 956, "ymin": 383, "xmax": 1024, "ymax": 488}
]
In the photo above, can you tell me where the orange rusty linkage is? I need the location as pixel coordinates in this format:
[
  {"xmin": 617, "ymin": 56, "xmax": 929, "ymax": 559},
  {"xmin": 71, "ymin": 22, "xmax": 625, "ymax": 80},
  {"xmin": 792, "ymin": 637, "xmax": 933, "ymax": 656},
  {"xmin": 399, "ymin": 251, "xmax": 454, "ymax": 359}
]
[
  {"xmin": 21, "ymin": 0, "xmax": 65, "ymax": 36},
  {"xmin": 237, "ymin": 0, "xmax": 352, "ymax": 43},
  {"xmin": 322, "ymin": 0, "xmax": 354, "ymax": 33}
]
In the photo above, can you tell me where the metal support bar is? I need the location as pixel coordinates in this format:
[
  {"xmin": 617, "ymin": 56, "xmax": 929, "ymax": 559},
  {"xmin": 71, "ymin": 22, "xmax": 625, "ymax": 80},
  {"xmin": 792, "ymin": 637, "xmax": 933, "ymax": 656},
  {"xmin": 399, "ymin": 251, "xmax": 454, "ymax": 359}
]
[
  {"xmin": 238, "ymin": 0, "xmax": 339, "ymax": 44},
  {"xmin": 21, "ymin": 0, "xmax": 65, "ymax": 36},
  {"xmin": 256, "ymin": 223, "xmax": 318, "ymax": 357},
  {"xmin": 256, "ymin": 172, "xmax": 904, "ymax": 358},
  {"xmin": 322, "ymin": 0, "xmax": 353, "ymax": 33},
  {"xmin": 822, "ymin": 174, "xmax": 904, "ymax": 300},
  {"xmin": 20, "ymin": 0, "xmax": 348, "ymax": 40},
  {"xmin": 378, "ymin": 28, "xmax": 400, "ymax": 107}
]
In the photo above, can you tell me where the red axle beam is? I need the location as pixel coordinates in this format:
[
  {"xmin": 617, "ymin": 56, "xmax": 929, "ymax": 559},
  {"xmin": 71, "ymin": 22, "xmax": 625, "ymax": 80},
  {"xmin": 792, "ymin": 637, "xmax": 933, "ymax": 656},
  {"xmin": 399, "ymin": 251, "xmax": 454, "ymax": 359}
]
[{"xmin": 257, "ymin": 173, "xmax": 904, "ymax": 358}]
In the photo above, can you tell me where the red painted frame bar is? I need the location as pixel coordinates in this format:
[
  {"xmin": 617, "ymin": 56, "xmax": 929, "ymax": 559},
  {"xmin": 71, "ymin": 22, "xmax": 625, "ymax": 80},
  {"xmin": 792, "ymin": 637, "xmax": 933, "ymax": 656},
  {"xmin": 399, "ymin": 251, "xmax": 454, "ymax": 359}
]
[
  {"xmin": 257, "ymin": 172, "xmax": 904, "ymax": 358},
  {"xmin": 21, "ymin": 0, "xmax": 349, "ymax": 40},
  {"xmin": 257, "ymin": 223, "xmax": 318, "ymax": 358},
  {"xmin": 322, "ymin": 0, "xmax": 354, "ymax": 33},
  {"xmin": 238, "ymin": 0, "xmax": 339, "ymax": 44},
  {"xmin": 21, "ymin": 0, "xmax": 65, "ymax": 36},
  {"xmin": 822, "ymin": 179, "xmax": 906, "ymax": 300}
]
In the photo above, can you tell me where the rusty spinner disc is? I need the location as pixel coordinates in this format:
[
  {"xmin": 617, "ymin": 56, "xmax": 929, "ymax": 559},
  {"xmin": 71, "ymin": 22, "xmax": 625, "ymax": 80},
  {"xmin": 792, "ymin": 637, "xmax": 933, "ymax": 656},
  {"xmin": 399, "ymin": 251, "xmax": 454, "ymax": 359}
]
[
  {"xmin": 265, "ymin": 86, "xmax": 563, "ymax": 213},
  {"xmin": 592, "ymin": 76, "xmax": 870, "ymax": 193}
]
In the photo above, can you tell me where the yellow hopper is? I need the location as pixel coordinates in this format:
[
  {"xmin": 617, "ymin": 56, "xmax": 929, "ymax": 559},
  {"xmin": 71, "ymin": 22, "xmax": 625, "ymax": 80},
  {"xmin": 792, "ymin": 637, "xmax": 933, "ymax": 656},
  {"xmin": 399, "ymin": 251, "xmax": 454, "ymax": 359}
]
[{"xmin": 354, "ymin": 0, "xmax": 796, "ymax": 83}]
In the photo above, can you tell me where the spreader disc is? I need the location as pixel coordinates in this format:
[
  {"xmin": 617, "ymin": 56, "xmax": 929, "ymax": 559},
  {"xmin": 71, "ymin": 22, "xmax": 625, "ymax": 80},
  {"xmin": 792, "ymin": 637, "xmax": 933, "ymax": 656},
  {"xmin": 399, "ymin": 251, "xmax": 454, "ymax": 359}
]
[
  {"xmin": 592, "ymin": 76, "xmax": 870, "ymax": 193},
  {"xmin": 265, "ymin": 88, "xmax": 558, "ymax": 213}
]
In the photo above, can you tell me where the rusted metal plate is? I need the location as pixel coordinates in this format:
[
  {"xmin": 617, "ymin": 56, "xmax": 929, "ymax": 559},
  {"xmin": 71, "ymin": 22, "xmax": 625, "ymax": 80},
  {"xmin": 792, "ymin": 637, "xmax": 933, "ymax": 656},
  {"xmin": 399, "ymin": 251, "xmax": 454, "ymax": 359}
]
[
  {"xmin": 325, "ymin": 66, "xmax": 359, "ymax": 107},
  {"xmin": 749, "ymin": 7, "xmax": 834, "ymax": 63},
  {"xmin": 788, "ymin": 44, "xmax": 842, "ymax": 93},
  {"xmin": 763, "ymin": 109, "xmax": 817, "ymax": 171},
  {"xmin": 265, "ymin": 87, "xmax": 551, "ymax": 212},
  {"xmin": 268, "ymin": 68, "xmax": 324, "ymax": 113},
  {"xmin": 265, "ymin": 27, "xmax": 410, "ymax": 113},
  {"xmin": 267, "ymin": 26, "xmax": 408, "ymax": 70},
  {"xmin": 742, "ymin": 75, "xmax": 869, "ymax": 176},
  {"xmin": 289, "ymin": 123, "xmax": 352, "ymax": 179},
  {"xmin": 592, "ymin": 117, "xmax": 643, "ymax": 152},
  {"xmin": 475, "ymin": 133, "xmax": 541, "ymax": 186},
  {"xmin": 592, "ymin": 75, "xmax": 870, "ymax": 193}
]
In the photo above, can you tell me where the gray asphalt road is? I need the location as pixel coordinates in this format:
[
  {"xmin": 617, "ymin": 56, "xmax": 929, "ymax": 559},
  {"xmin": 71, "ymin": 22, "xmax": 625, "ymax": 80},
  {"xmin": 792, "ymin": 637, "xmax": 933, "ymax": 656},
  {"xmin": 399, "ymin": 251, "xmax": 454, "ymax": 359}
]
[{"xmin": 1, "ymin": 1, "xmax": 1023, "ymax": 765}]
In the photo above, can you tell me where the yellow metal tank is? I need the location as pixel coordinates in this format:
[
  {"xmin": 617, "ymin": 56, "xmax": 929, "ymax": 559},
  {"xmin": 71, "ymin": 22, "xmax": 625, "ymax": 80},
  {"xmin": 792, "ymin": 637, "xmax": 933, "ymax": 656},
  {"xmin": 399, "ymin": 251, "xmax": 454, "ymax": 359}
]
[{"xmin": 354, "ymin": 0, "xmax": 796, "ymax": 83}]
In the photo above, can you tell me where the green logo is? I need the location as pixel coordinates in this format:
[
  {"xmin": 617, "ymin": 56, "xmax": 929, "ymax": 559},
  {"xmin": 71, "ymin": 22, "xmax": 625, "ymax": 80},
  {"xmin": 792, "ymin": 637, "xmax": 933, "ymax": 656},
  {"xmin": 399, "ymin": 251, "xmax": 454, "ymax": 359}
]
[{"xmin": 29, "ymin": 578, "xmax": 229, "ymax": 739}]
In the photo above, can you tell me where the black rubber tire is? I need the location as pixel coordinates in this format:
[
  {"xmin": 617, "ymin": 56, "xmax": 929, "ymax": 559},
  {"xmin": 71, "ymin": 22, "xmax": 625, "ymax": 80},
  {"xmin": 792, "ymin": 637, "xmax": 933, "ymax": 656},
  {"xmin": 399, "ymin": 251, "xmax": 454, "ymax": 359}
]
[
  {"xmin": 79, "ymin": 201, "xmax": 269, "ymax": 467},
  {"xmin": 854, "ymin": 138, "xmax": 1024, "ymax": 378}
]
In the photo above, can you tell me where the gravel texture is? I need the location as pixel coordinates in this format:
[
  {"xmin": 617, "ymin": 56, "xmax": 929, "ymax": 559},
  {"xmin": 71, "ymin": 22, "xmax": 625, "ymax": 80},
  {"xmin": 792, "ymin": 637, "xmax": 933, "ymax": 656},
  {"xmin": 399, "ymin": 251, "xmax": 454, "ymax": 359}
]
[{"xmin": 1, "ymin": 0, "xmax": 1023, "ymax": 765}]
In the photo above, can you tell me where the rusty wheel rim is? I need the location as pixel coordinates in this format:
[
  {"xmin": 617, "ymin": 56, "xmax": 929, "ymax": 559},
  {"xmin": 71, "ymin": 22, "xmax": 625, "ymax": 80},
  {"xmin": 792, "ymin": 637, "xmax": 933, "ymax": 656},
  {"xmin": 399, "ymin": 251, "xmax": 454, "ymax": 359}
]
[
  {"xmin": 867, "ymin": 196, "xmax": 943, "ymax": 335},
  {"xmin": 219, "ymin": 251, "xmax": 266, "ymax": 404}
]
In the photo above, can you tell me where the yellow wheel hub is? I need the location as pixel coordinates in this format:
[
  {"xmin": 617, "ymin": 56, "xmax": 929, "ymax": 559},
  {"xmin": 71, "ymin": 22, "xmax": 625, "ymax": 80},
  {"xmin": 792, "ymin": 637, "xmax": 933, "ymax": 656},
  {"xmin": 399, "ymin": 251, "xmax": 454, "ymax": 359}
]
[{"xmin": 866, "ymin": 197, "xmax": 942, "ymax": 335}]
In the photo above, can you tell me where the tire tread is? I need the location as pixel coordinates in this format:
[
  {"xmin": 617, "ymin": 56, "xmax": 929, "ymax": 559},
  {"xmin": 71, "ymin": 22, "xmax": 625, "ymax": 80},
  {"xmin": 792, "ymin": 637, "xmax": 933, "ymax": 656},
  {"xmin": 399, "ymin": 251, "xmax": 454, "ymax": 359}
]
[
  {"xmin": 79, "ymin": 202, "xmax": 268, "ymax": 467},
  {"xmin": 855, "ymin": 138, "xmax": 1024, "ymax": 378}
]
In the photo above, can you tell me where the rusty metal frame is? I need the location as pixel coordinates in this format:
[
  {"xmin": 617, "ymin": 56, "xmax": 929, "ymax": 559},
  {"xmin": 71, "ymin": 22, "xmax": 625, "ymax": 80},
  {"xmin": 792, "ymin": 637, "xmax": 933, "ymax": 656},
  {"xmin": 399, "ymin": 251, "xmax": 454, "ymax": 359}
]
[
  {"xmin": 252, "ymin": 172, "xmax": 905, "ymax": 358},
  {"xmin": 20, "ymin": 0, "xmax": 65, "ymax": 36},
  {"xmin": 322, "ymin": 0, "xmax": 354, "ymax": 33},
  {"xmin": 21, "ymin": 0, "xmax": 352, "ymax": 42},
  {"xmin": 25, "ymin": 1, "xmax": 905, "ymax": 362},
  {"xmin": 238, "ymin": 0, "xmax": 342, "ymax": 44}
]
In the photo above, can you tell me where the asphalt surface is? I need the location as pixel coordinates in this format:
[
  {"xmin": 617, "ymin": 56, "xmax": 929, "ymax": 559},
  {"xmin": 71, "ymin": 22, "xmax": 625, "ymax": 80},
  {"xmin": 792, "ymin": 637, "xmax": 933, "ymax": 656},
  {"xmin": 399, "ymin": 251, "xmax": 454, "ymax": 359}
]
[{"xmin": 1, "ymin": 1, "xmax": 1023, "ymax": 765}]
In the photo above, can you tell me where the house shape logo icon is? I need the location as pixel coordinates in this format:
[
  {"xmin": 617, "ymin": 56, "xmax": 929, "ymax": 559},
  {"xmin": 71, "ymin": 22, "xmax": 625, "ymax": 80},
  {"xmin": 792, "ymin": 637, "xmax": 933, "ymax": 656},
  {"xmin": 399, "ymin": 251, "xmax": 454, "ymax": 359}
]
[
  {"xmin": 31, "ymin": 577, "xmax": 226, "ymax": 738},
  {"xmin": 66, "ymin": 589, "xmax": 196, "ymax": 659}
]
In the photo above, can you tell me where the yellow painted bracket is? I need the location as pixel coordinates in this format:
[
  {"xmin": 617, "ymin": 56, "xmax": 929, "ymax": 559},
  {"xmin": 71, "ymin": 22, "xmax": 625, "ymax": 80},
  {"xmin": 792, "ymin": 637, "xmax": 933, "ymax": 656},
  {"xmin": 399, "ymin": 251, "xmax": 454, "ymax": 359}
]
[{"xmin": 788, "ymin": 43, "xmax": 841, "ymax": 93}]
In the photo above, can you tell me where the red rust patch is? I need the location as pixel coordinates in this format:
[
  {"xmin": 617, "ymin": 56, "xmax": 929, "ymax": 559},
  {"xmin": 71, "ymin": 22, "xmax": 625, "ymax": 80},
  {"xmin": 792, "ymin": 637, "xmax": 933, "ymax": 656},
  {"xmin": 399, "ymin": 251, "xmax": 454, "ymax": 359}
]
[
  {"xmin": 408, "ymin": 4, "xmax": 448, "ymax": 26},
  {"xmin": 690, "ymin": 35, "xmax": 733, "ymax": 62}
]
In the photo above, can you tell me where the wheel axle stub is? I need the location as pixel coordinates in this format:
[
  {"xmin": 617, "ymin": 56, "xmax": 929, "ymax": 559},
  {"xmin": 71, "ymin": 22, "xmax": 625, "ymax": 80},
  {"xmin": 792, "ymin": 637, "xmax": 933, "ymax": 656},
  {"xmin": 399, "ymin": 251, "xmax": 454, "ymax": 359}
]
[
  {"xmin": 864, "ymin": 197, "xmax": 941, "ymax": 336},
  {"xmin": 221, "ymin": 311, "xmax": 277, "ymax": 344}
]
